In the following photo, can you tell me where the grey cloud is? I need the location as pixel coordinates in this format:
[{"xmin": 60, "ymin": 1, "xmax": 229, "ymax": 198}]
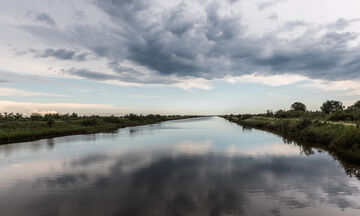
[
  {"xmin": 127, "ymin": 40, "xmax": 200, "ymax": 76},
  {"xmin": 284, "ymin": 20, "xmax": 308, "ymax": 29},
  {"xmin": 37, "ymin": 48, "xmax": 88, "ymax": 61},
  {"xmin": 41, "ymin": 48, "xmax": 75, "ymax": 59},
  {"xmin": 65, "ymin": 68, "xmax": 117, "ymax": 81},
  {"xmin": 258, "ymin": 0, "xmax": 286, "ymax": 11},
  {"xmin": 34, "ymin": 13, "xmax": 56, "ymax": 26},
  {"xmin": 74, "ymin": 52, "xmax": 88, "ymax": 61},
  {"xmin": 20, "ymin": 0, "xmax": 360, "ymax": 85},
  {"xmin": 268, "ymin": 14, "xmax": 278, "ymax": 20},
  {"xmin": 66, "ymin": 67, "xmax": 176, "ymax": 85},
  {"xmin": 328, "ymin": 18, "xmax": 360, "ymax": 31},
  {"xmin": 165, "ymin": 4, "xmax": 194, "ymax": 36},
  {"xmin": 205, "ymin": 2, "xmax": 242, "ymax": 41}
]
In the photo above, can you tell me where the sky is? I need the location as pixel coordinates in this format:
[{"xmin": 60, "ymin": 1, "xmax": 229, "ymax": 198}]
[{"xmin": 0, "ymin": 0, "xmax": 360, "ymax": 115}]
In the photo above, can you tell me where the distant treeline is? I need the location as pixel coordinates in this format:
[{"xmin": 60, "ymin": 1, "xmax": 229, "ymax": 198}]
[
  {"xmin": 0, "ymin": 113, "xmax": 197, "ymax": 145},
  {"xmin": 0, "ymin": 112, "xmax": 185, "ymax": 122},
  {"xmin": 225, "ymin": 100, "xmax": 360, "ymax": 123}
]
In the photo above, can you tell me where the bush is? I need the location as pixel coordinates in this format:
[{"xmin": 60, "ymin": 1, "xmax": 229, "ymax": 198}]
[
  {"xmin": 103, "ymin": 115, "xmax": 122, "ymax": 124},
  {"xmin": 124, "ymin": 113, "xmax": 141, "ymax": 121},
  {"xmin": 329, "ymin": 112, "xmax": 355, "ymax": 121},
  {"xmin": 238, "ymin": 114, "xmax": 253, "ymax": 120},
  {"xmin": 30, "ymin": 113, "xmax": 43, "ymax": 121},
  {"xmin": 330, "ymin": 128, "xmax": 360, "ymax": 151},
  {"xmin": 81, "ymin": 118, "xmax": 99, "ymax": 126},
  {"xmin": 275, "ymin": 110, "xmax": 287, "ymax": 118},
  {"xmin": 295, "ymin": 118, "xmax": 312, "ymax": 130},
  {"xmin": 47, "ymin": 118, "xmax": 55, "ymax": 127}
]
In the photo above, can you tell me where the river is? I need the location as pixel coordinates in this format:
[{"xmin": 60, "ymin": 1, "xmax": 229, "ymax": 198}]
[{"xmin": 0, "ymin": 117, "xmax": 359, "ymax": 216}]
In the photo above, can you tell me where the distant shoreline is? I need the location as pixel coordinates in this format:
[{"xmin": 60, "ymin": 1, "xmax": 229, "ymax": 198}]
[
  {"xmin": 222, "ymin": 116, "xmax": 360, "ymax": 164},
  {"xmin": 0, "ymin": 114, "xmax": 198, "ymax": 145}
]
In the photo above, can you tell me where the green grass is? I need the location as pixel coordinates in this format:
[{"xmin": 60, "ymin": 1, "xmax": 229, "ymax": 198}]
[
  {"xmin": 223, "ymin": 116, "xmax": 360, "ymax": 163},
  {"xmin": 0, "ymin": 114, "xmax": 196, "ymax": 145}
]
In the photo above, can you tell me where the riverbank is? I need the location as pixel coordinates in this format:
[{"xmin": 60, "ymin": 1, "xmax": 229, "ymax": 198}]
[
  {"xmin": 0, "ymin": 114, "xmax": 197, "ymax": 145},
  {"xmin": 223, "ymin": 116, "xmax": 360, "ymax": 163}
]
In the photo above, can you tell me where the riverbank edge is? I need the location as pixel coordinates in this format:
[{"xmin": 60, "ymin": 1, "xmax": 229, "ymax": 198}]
[
  {"xmin": 0, "ymin": 116, "xmax": 198, "ymax": 145},
  {"xmin": 222, "ymin": 116, "xmax": 360, "ymax": 164}
]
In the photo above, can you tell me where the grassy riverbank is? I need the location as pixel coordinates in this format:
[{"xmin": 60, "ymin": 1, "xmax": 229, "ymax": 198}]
[
  {"xmin": 0, "ymin": 113, "xmax": 197, "ymax": 145},
  {"xmin": 223, "ymin": 115, "xmax": 360, "ymax": 163}
]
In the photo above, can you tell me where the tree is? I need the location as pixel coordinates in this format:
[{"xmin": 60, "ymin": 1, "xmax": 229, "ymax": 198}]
[
  {"xmin": 291, "ymin": 102, "xmax": 307, "ymax": 112},
  {"xmin": 353, "ymin": 100, "xmax": 360, "ymax": 108},
  {"xmin": 265, "ymin": 110, "xmax": 274, "ymax": 117},
  {"xmin": 320, "ymin": 100, "xmax": 344, "ymax": 114},
  {"xmin": 274, "ymin": 110, "xmax": 287, "ymax": 118},
  {"xmin": 30, "ymin": 113, "xmax": 43, "ymax": 121}
]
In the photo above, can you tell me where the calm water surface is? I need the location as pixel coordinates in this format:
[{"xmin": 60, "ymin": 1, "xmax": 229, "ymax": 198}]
[{"xmin": 0, "ymin": 117, "xmax": 360, "ymax": 216}]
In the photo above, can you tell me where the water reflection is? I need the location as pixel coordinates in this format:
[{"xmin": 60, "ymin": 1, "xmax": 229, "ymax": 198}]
[{"xmin": 0, "ymin": 117, "xmax": 360, "ymax": 216}]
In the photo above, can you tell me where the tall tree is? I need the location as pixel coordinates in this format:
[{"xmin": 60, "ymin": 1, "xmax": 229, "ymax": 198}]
[
  {"xmin": 291, "ymin": 102, "xmax": 307, "ymax": 112},
  {"xmin": 320, "ymin": 100, "xmax": 344, "ymax": 114}
]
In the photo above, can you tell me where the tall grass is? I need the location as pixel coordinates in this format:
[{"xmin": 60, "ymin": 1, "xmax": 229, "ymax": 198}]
[{"xmin": 0, "ymin": 113, "xmax": 197, "ymax": 144}]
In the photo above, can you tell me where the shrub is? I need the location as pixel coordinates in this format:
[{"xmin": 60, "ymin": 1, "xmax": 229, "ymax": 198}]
[
  {"xmin": 103, "ymin": 115, "xmax": 122, "ymax": 124},
  {"xmin": 238, "ymin": 114, "xmax": 253, "ymax": 120},
  {"xmin": 329, "ymin": 112, "xmax": 355, "ymax": 121},
  {"xmin": 30, "ymin": 113, "xmax": 43, "ymax": 121},
  {"xmin": 47, "ymin": 118, "xmax": 55, "ymax": 127},
  {"xmin": 81, "ymin": 118, "xmax": 99, "ymax": 126},
  {"xmin": 295, "ymin": 118, "xmax": 312, "ymax": 130},
  {"xmin": 125, "ymin": 113, "xmax": 141, "ymax": 121},
  {"xmin": 330, "ymin": 128, "xmax": 360, "ymax": 150},
  {"xmin": 274, "ymin": 110, "xmax": 288, "ymax": 118}
]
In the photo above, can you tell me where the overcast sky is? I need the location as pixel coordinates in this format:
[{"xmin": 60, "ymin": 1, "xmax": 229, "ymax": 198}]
[{"xmin": 1, "ymin": 0, "xmax": 360, "ymax": 115}]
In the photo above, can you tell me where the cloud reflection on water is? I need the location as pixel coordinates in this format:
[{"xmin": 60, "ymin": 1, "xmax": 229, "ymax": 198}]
[{"xmin": 0, "ymin": 117, "xmax": 360, "ymax": 216}]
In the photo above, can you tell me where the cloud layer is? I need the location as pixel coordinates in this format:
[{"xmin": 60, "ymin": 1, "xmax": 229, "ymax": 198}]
[
  {"xmin": 0, "ymin": 87, "xmax": 68, "ymax": 97},
  {"xmin": 0, "ymin": 100, "xmax": 123, "ymax": 115},
  {"xmin": 3, "ymin": 0, "xmax": 360, "ymax": 89}
]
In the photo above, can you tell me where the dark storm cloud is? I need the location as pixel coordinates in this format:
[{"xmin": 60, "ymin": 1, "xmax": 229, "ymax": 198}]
[
  {"xmin": 94, "ymin": 0, "xmax": 360, "ymax": 81},
  {"xmin": 34, "ymin": 13, "xmax": 56, "ymax": 26},
  {"xmin": 164, "ymin": 4, "xmax": 194, "ymax": 37},
  {"xmin": 65, "ymin": 68, "xmax": 176, "ymax": 84},
  {"xmin": 94, "ymin": 0, "xmax": 204, "ymax": 76},
  {"xmin": 20, "ymin": 0, "xmax": 360, "ymax": 84},
  {"xmin": 37, "ymin": 48, "xmax": 88, "ymax": 61},
  {"xmin": 127, "ymin": 41, "xmax": 199, "ymax": 76},
  {"xmin": 204, "ymin": 3, "xmax": 242, "ymax": 42}
]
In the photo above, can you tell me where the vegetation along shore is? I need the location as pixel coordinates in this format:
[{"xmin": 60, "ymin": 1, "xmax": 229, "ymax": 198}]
[
  {"xmin": 223, "ymin": 100, "xmax": 360, "ymax": 164},
  {"xmin": 0, "ymin": 113, "xmax": 197, "ymax": 145}
]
